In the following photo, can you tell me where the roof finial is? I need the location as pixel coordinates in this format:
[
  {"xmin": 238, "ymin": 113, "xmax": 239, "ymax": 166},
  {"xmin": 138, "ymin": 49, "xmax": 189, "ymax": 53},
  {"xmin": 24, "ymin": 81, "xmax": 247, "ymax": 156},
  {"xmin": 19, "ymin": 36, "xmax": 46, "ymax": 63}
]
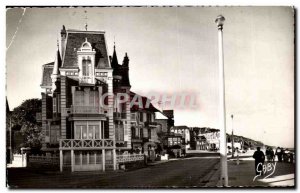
[
  {"xmin": 84, "ymin": 10, "xmax": 88, "ymax": 31},
  {"xmin": 114, "ymin": 36, "xmax": 116, "ymax": 50}
]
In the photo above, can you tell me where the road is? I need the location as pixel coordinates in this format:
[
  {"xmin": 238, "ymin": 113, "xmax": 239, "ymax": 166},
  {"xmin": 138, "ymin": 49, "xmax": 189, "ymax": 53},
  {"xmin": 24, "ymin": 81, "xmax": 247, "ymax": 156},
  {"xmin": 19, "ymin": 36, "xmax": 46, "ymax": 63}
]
[{"xmin": 7, "ymin": 157, "xmax": 219, "ymax": 188}]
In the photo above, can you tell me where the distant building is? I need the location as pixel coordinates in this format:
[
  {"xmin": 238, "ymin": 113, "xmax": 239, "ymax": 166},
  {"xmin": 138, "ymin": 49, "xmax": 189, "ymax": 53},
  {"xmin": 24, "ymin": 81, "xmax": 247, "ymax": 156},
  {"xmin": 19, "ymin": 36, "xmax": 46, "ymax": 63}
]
[
  {"xmin": 129, "ymin": 91, "xmax": 160, "ymax": 158},
  {"xmin": 170, "ymin": 126, "xmax": 190, "ymax": 149},
  {"xmin": 190, "ymin": 127, "xmax": 220, "ymax": 151}
]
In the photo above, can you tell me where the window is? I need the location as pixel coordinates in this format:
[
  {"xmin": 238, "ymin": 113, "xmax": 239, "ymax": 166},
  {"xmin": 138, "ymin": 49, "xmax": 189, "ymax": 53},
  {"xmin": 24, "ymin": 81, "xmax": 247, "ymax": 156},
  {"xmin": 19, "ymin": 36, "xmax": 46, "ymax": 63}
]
[
  {"xmin": 147, "ymin": 113, "xmax": 152, "ymax": 122},
  {"xmin": 82, "ymin": 126, "xmax": 87, "ymax": 139},
  {"xmin": 89, "ymin": 152, "xmax": 96, "ymax": 164},
  {"xmin": 131, "ymin": 127, "xmax": 136, "ymax": 138},
  {"xmin": 53, "ymin": 98, "xmax": 57, "ymax": 113},
  {"xmin": 95, "ymin": 126, "xmax": 100, "ymax": 139},
  {"xmin": 75, "ymin": 151, "xmax": 81, "ymax": 165},
  {"xmin": 88, "ymin": 126, "xmax": 94, "ymax": 139},
  {"xmin": 89, "ymin": 91, "xmax": 95, "ymax": 106},
  {"xmin": 168, "ymin": 138, "xmax": 173, "ymax": 146},
  {"xmin": 148, "ymin": 129, "xmax": 151, "ymax": 139},
  {"xmin": 57, "ymin": 94, "xmax": 60, "ymax": 113},
  {"xmin": 96, "ymin": 152, "xmax": 102, "ymax": 164},
  {"xmin": 140, "ymin": 112, "xmax": 143, "ymax": 122},
  {"xmin": 46, "ymin": 124, "xmax": 50, "ymax": 138},
  {"xmin": 75, "ymin": 126, "xmax": 81, "ymax": 139},
  {"xmin": 50, "ymin": 126, "xmax": 59, "ymax": 144},
  {"xmin": 74, "ymin": 89, "xmax": 99, "ymax": 107},
  {"xmin": 75, "ymin": 90, "xmax": 84, "ymax": 106},
  {"xmin": 115, "ymin": 122, "xmax": 124, "ymax": 141},
  {"xmin": 75, "ymin": 124, "xmax": 101, "ymax": 139},
  {"xmin": 135, "ymin": 127, "xmax": 139, "ymax": 138},
  {"xmin": 82, "ymin": 152, "xmax": 88, "ymax": 164},
  {"xmin": 140, "ymin": 128, "xmax": 143, "ymax": 138},
  {"xmin": 82, "ymin": 58, "xmax": 91, "ymax": 76}
]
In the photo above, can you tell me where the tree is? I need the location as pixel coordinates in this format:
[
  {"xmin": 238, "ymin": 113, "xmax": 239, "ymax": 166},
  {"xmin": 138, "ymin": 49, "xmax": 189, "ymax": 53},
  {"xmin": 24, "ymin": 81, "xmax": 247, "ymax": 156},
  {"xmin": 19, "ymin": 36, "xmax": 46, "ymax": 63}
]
[{"xmin": 8, "ymin": 99, "xmax": 42, "ymax": 152}]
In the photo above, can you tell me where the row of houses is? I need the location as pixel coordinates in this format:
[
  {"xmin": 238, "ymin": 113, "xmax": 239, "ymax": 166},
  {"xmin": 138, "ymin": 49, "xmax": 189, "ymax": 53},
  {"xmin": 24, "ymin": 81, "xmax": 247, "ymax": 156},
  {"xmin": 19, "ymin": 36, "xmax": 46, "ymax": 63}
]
[{"xmin": 189, "ymin": 127, "xmax": 264, "ymax": 151}]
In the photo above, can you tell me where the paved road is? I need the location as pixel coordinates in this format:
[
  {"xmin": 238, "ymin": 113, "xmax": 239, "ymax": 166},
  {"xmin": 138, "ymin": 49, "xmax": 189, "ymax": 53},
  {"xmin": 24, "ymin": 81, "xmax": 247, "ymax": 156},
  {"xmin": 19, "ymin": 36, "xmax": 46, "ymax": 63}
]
[{"xmin": 7, "ymin": 157, "xmax": 219, "ymax": 188}]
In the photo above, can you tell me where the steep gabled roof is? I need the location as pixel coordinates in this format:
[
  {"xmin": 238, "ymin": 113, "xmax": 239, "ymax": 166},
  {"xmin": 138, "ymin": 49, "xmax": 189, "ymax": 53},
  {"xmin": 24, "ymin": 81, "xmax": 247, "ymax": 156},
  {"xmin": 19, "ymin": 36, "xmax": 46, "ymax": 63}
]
[
  {"xmin": 173, "ymin": 125, "xmax": 189, "ymax": 130},
  {"xmin": 41, "ymin": 62, "xmax": 54, "ymax": 87},
  {"xmin": 155, "ymin": 111, "xmax": 168, "ymax": 119},
  {"xmin": 162, "ymin": 110, "xmax": 174, "ymax": 119},
  {"xmin": 130, "ymin": 91, "xmax": 159, "ymax": 112},
  {"xmin": 62, "ymin": 30, "xmax": 110, "ymax": 69}
]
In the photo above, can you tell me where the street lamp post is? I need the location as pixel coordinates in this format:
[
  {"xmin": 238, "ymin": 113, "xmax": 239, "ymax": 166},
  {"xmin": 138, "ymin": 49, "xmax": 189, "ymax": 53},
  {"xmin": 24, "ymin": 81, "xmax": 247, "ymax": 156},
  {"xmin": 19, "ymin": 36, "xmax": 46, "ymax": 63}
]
[{"xmin": 215, "ymin": 15, "xmax": 228, "ymax": 186}]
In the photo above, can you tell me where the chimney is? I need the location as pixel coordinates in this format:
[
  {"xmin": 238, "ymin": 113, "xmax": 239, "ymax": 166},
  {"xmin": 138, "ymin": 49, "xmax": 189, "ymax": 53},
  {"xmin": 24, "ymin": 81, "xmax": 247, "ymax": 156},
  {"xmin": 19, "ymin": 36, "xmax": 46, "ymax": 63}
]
[{"xmin": 122, "ymin": 52, "xmax": 129, "ymax": 67}]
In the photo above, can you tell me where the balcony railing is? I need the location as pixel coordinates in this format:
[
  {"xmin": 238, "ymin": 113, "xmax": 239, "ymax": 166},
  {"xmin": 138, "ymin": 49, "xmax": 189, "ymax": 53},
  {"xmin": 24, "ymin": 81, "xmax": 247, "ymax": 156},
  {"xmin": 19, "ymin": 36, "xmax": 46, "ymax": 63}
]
[
  {"xmin": 79, "ymin": 76, "xmax": 94, "ymax": 84},
  {"xmin": 59, "ymin": 139, "xmax": 115, "ymax": 150},
  {"xmin": 71, "ymin": 105, "xmax": 104, "ymax": 114},
  {"xmin": 114, "ymin": 112, "xmax": 127, "ymax": 119},
  {"xmin": 131, "ymin": 136, "xmax": 143, "ymax": 143}
]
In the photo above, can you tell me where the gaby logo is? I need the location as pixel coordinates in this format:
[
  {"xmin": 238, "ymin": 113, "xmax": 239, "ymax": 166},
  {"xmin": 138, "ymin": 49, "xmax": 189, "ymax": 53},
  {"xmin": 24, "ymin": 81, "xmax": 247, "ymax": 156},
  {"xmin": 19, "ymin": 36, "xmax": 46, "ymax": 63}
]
[{"xmin": 253, "ymin": 162, "xmax": 277, "ymax": 181}]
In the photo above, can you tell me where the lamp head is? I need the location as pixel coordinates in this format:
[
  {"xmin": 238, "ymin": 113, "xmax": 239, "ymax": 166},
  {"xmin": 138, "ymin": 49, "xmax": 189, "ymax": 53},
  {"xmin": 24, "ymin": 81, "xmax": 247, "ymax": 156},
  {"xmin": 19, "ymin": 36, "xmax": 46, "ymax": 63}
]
[{"xmin": 215, "ymin": 15, "xmax": 225, "ymax": 28}]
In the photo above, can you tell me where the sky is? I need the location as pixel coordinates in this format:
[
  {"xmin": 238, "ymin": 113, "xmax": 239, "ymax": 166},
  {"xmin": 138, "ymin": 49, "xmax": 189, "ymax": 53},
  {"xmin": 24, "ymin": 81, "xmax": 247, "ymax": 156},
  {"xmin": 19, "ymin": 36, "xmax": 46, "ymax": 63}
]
[{"xmin": 6, "ymin": 7, "xmax": 294, "ymax": 148}]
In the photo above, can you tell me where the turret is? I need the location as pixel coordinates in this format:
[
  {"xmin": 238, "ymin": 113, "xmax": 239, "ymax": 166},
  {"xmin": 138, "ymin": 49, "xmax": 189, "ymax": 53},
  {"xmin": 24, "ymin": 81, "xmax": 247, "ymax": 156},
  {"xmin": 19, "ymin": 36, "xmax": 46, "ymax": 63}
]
[{"xmin": 60, "ymin": 25, "xmax": 67, "ymax": 59}]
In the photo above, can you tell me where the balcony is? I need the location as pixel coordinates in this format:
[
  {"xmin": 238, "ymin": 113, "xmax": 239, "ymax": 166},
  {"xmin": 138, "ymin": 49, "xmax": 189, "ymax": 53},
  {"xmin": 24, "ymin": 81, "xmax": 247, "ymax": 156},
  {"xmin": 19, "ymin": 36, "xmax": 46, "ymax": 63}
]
[
  {"xmin": 142, "ymin": 137, "xmax": 150, "ymax": 143},
  {"xmin": 114, "ymin": 112, "xmax": 127, "ymax": 120},
  {"xmin": 79, "ymin": 76, "xmax": 95, "ymax": 84},
  {"xmin": 145, "ymin": 121, "xmax": 158, "ymax": 128},
  {"xmin": 131, "ymin": 136, "xmax": 143, "ymax": 143},
  {"xmin": 59, "ymin": 139, "xmax": 115, "ymax": 150},
  {"xmin": 71, "ymin": 105, "xmax": 104, "ymax": 114}
]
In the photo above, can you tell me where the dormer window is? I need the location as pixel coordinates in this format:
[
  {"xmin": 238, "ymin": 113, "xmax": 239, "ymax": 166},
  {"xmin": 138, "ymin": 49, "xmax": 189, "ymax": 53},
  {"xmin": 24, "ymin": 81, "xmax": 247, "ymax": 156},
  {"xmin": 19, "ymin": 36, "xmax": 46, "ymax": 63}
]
[{"xmin": 77, "ymin": 38, "xmax": 96, "ymax": 84}]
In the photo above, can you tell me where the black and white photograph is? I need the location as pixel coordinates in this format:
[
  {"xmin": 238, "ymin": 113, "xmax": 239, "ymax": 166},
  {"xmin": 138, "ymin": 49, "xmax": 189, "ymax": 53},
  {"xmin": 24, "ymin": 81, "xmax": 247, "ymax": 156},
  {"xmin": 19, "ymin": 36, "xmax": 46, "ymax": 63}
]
[{"xmin": 5, "ymin": 6, "xmax": 295, "ymax": 188}]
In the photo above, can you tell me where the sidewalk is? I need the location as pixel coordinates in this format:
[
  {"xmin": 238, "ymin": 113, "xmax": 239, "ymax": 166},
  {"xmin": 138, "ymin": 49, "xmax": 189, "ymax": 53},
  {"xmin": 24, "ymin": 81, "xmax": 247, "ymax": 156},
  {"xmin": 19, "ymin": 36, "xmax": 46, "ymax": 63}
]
[
  {"xmin": 205, "ymin": 157, "xmax": 295, "ymax": 187},
  {"xmin": 147, "ymin": 158, "xmax": 181, "ymax": 166}
]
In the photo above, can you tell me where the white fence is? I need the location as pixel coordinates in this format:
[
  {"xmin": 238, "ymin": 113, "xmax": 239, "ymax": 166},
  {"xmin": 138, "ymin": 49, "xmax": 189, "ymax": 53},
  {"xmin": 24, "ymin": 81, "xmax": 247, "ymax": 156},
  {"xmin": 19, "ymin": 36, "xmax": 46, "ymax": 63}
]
[
  {"xmin": 7, "ymin": 154, "xmax": 27, "ymax": 168},
  {"xmin": 116, "ymin": 153, "xmax": 144, "ymax": 164}
]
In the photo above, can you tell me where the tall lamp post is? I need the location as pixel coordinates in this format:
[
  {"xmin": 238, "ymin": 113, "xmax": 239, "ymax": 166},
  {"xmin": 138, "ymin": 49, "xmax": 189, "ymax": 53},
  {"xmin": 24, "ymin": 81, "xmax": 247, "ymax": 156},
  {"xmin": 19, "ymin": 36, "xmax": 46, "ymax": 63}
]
[
  {"xmin": 231, "ymin": 114, "xmax": 234, "ymax": 158},
  {"xmin": 215, "ymin": 15, "xmax": 228, "ymax": 186}
]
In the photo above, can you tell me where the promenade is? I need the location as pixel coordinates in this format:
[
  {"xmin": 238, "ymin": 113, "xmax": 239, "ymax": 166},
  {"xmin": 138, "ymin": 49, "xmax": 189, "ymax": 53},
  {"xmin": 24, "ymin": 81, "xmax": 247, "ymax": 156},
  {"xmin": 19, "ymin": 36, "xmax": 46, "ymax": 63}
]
[{"xmin": 206, "ymin": 154, "xmax": 295, "ymax": 187}]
